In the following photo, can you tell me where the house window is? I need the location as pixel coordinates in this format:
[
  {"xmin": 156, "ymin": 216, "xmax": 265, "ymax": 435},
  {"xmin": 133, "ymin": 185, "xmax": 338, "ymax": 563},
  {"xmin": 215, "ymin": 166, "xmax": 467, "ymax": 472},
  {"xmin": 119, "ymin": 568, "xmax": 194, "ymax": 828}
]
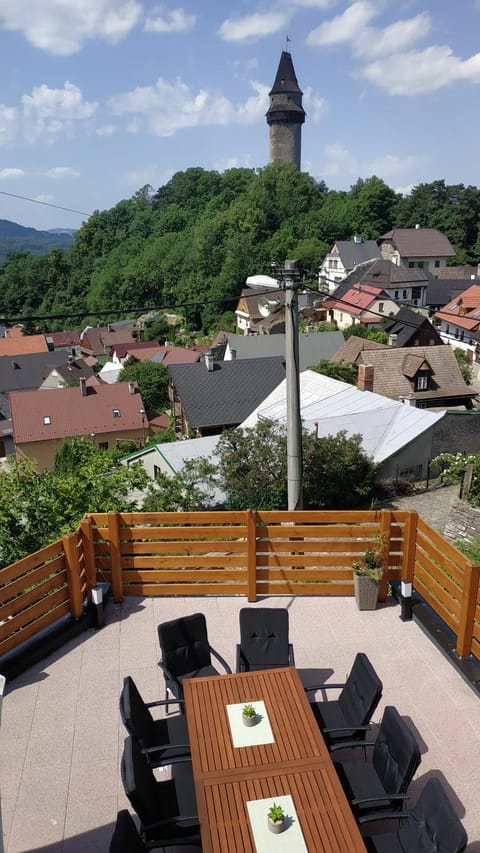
[
  {"xmin": 446, "ymin": 324, "xmax": 450, "ymax": 334},
  {"xmin": 417, "ymin": 261, "xmax": 424, "ymax": 269},
  {"xmin": 113, "ymin": 408, "xmax": 121, "ymax": 417},
  {"xmin": 378, "ymin": 302, "xmax": 384, "ymax": 312},
  {"xmin": 435, "ymin": 260, "xmax": 440, "ymax": 268},
  {"xmin": 416, "ymin": 373, "xmax": 429, "ymax": 391},
  {"xmin": 330, "ymin": 259, "xmax": 338, "ymax": 269},
  {"xmin": 402, "ymin": 290, "xmax": 407, "ymax": 299},
  {"xmin": 412, "ymin": 287, "xmax": 421, "ymax": 301},
  {"xmin": 43, "ymin": 416, "xmax": 51, "ymax": 425},
  {"xmin": 408, "ymin": 261, "xmax": 414, "ymax": 268},
  {"xmin": 394, "ymin": 290, "xmax": 399, "ymax": 298},
  {"xmin": 98, "ymin": 441, "xmax": 108, "ymax": 450}
]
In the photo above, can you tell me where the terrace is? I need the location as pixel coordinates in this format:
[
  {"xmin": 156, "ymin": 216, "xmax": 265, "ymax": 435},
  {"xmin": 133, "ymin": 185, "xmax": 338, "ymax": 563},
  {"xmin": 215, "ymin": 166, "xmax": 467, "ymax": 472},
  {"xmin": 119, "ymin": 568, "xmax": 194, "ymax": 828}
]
[{"xmin": 0, "ymin": 509, "xmax": 479, "ymax": 851}]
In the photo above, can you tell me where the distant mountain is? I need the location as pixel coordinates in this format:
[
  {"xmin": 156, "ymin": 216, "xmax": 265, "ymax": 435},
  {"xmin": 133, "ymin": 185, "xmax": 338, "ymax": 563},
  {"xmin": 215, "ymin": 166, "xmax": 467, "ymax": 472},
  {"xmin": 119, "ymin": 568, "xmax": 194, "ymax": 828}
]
[{"xmin": 0, "ymin": 219, "xmax": 74, "ymax": 265}]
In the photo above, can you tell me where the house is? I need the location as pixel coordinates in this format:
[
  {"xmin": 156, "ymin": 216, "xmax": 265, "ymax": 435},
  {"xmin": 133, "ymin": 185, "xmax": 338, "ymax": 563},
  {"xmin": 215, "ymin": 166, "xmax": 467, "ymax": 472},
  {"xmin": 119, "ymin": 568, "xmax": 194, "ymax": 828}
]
[
  {"xmin": 434, "ymin": 284, "xmax": 480, "ymax": 360},
  {"xmin": 80, "ymin": 322, "xmax": 140, "ymax": 357},
  {"xmin": 39, "ymin": 358, "xmax": 101, "ymax": 390},
  {"xmin": 319, "ymin": 236, "xmax": 380, "ymax": 293},
  {"xmin": 235, "ymin": 283, "xmax": 286, "ymax": 335},
  {"xmin": 378, "ymin": 227, "xmax": 454, "ymax": 277},
  {"xmin": 224, "ymin": 331, "xmax": 344, "ymax": 368},
  {"xmin": 0, "ymin": 351, "xmax": 99, "ymax": 417},
  {"xmin": 355, "ymin": 346, "xmax": 476, "ymax": 410},
  {"xmin": 424, "ymin": 278, "xmax": 473, "ymax": 313},
  {"xmin": 328, "ymin": 258, "xmax": 430, "ymax": 308},
  {"xmin": 381, "ymin": 307, "xmax": 443, "ymax": 347},
  {"xmin": 241, "ymin": 369, "xmax": 445, "ymax": 483},
  {"xmin": 0, "ymin": 329, "xmax": 49, "ymax": 357},
  {"xmin": 323, "ymin": 283, "xmax": 399, "ymax": 331},
  {"xmin": 168, "ymin": 355, "xmax": 286, "ymax": 438},
  {"xmin": 121, "ymin": 435, "xmax": 225, "ymax": 506},
  {"xmin": 9, "ymin": 380, "xmax": 146, "ymax": 470},
  {"xmin": 45, "ymin": 330, "xmax": 81, "ymax": 351}
]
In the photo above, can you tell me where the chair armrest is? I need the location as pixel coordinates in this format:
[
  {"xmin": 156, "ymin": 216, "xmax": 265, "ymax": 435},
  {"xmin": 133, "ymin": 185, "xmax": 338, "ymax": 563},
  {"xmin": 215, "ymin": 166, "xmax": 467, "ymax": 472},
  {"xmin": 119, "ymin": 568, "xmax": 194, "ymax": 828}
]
[
  {"xmin": 144, "ymin": 815, "xmax": 199, "ymax": 831},
  {"xmin": 330, "ymin": 740, "xmax": 375, "ymax": 754},
  {"xmin": 146, "ymin": 698, "xmax": 185, "ymax": 710},
  {"xmin": 304, "ymin": 682, "xmax": 346, "ymax": 693},
  {"xmin": 144, "ymin": 745, "xmax": 191, "ymax": 757},
  {"xmin": 236, "ymin": 644, "xmax": 246, "ymax": 672},
  {"xmin": 321, "ymin": 724, "xmax": 371, "ymax": 735},
  {"xmin": 351, "ymin": 793, "xmax": 410, "ymax": 808},
  {"xmin": 288, "ymin": 643, "xmax": 295, "ymax": 666},
  {"xmin": 357, "ymin": 810, "xmax": 410, "ymax": 826},
  {"xmin": 210, "ymin": 646, "xmax": 232, "ymax": 674}
]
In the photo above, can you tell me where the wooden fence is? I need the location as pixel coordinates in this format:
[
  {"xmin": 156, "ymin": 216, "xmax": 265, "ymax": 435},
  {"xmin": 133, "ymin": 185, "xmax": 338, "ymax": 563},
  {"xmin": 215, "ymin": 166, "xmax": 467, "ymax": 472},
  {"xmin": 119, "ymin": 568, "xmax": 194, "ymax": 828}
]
[{"xmin": 0, "ymin": 508, "xmax": 479, "ymax": 661}]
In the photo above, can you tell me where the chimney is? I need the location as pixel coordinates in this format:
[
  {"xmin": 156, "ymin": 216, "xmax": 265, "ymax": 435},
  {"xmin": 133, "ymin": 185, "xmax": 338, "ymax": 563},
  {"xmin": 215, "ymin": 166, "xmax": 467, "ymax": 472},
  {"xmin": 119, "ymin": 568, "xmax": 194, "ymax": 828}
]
[
  {"xmin": 354, "ymin": 234, "xmax": 362, "ymax": 244},
  {"xmin": 205, "ymin": 352, "xmax": 214, "ymax": 372},
  {"xmin": 358, "ymin": 364, "xmax": 374, "ymax": 392},
  {"xmin": 389, "ymin": 333, "xmax": 399, "ymax": 347},
  {"xmin": 80, "ymin": 377, "xmax": 87, "ymax": 396},
  {"xmin": 128, "ymin": 382, "xmax": 136, "ymax": 395}
]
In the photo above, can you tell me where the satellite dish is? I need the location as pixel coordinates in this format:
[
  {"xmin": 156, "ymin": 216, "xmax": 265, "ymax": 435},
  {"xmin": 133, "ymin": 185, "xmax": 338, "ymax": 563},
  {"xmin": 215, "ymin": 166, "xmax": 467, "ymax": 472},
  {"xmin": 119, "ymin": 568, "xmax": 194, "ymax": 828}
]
[{"xmin": 258, "ymin": 296, "xmax": 281, "ymax": 317}]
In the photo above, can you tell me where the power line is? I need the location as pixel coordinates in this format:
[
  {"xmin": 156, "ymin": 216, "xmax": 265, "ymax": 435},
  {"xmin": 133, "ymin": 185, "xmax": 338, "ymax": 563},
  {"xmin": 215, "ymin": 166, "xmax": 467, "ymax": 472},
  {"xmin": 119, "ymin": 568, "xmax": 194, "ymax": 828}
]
[{"xmin": 0, "ymin": 190, "xmax": 90, "ymax": 217}]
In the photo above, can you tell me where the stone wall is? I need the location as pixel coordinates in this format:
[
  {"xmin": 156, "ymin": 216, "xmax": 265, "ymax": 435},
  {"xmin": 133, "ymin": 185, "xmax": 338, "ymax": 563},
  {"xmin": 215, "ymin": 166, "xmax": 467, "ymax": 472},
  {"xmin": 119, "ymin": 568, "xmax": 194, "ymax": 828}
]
[{"xmin": 443, "ymin": 497, "xmax": 480, "ymax": 544}]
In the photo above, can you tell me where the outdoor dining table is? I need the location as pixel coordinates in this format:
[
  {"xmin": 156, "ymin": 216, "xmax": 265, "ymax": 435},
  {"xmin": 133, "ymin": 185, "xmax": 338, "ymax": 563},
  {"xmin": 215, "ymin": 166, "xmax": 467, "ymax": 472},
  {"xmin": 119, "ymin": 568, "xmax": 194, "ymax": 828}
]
[{"xmin": 183, "ymin": 666, "xmax": 366, "ymax": 852}]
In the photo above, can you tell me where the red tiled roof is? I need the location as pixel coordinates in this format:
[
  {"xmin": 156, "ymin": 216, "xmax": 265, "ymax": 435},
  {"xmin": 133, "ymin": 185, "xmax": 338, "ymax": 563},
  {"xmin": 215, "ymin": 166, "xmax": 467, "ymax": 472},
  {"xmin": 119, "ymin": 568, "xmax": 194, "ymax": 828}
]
[
  {"xmin": 0, "ymin": 334, "xmax": 49, "ymax": 357},
  {"xmin": 47, "ymin": 331, "xmax": 81, "ymax": 348},
  {"xmin": 325, "ymin": 284, "xmax": 387, "ymax": 315},
  {"xmin": 435, "ymin": 284, "xmax": 480, "ymax": 330},
  {"xmin": 112, "ymin": 340, "xmax": 161, "ymax": 358},
  {"xmin": 10, "ymin": 382, "xmax": 146, "ymax": 443}
]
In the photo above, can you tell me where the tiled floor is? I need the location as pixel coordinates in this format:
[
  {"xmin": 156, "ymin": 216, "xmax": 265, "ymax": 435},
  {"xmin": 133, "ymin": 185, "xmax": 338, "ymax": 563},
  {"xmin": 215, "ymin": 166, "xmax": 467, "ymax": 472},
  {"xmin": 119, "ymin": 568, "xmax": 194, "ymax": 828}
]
[{"xmin": 1, "ymin": 594, "xmax": 479, "ymax": 852}]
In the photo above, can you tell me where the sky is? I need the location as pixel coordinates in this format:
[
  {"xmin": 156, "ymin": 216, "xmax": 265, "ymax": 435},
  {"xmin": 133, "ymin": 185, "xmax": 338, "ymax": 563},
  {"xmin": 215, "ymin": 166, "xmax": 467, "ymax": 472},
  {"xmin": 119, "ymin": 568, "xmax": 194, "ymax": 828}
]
[{"xmin": 1, "ymin": 0, "xmax": 480, "ymax": 231}]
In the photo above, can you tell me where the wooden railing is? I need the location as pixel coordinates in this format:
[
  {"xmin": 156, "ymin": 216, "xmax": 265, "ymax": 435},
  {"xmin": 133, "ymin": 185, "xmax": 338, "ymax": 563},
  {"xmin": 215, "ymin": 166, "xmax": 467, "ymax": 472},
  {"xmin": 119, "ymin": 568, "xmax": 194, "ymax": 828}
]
[{"xmin": 0, "ymin": 508, "xmax": 479, "ymax": 661}]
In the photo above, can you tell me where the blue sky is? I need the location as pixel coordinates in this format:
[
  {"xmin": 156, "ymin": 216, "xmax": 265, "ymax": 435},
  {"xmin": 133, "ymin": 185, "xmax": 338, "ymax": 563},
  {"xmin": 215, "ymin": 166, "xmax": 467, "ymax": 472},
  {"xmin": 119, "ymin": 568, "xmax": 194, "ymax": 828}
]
[{"xmin": 1, "ymin": 0, "xmax": 480, "ymax": 231}]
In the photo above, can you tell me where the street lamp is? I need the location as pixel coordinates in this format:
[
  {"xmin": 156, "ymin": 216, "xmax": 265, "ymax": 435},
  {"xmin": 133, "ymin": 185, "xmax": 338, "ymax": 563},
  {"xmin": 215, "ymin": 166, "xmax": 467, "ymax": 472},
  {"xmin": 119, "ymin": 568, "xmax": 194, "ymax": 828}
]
[{"xmin": 253, "ymin": 258, "xmax": 303, "ymax": 510}]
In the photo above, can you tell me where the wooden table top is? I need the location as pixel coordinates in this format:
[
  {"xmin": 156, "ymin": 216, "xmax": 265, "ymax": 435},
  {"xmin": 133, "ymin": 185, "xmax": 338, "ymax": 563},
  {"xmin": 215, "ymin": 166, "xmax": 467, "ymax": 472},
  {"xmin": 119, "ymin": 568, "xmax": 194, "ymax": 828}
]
[{"xmin": 184, "ymin": 667, "xmax": 366, "ymax": 853}]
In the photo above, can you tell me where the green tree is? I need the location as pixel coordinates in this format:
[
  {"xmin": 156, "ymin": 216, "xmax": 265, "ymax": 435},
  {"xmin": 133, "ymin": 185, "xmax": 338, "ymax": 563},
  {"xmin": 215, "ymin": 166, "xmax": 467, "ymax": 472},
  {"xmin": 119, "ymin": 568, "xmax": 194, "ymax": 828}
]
[
  {"xmin": 119, "ymin": 358, "xmax": 170, "ymax": 412},
  {"xmin": 143, "ymin": 312, "xmax": 171, "ymax": 342},
  {"xmin": 142, "ymin": 457, "xmax": 218, "ymax": 511},
  {"xmin": 343, "ymin": 325, "xmax": 388, "ymax": 344},
  {"xmin": 211, "ymin": 420, "xmax": 376, "ymax": 510},
  {"xmin": 311, "ymin": 359, "xmax": 358, "ymax": 385},
  {"xmin": 453, "ymin": 348, "xmax": 473, "ymax": 385},
  {"xmin": 0, "ymin": 442, "xmax": 148, "ymax": 568}
]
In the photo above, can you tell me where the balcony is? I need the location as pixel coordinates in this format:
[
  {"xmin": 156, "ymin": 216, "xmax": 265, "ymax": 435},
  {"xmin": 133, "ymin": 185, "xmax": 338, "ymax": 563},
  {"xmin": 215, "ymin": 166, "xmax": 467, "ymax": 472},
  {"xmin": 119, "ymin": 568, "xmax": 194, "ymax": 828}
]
[{"xmin": 0, "ymin": 509, "xmax": 479, "ymax": 851}]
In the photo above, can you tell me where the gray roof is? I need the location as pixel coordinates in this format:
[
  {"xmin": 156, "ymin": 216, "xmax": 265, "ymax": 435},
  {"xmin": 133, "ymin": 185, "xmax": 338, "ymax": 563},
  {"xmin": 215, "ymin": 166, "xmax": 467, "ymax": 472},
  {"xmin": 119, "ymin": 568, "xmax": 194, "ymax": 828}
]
[
  {"xmin": 379, "ymin": 228, "xmax": 454, "ymax": 257},
  {"xmin": 0, "ymin": 350, "xmax": 90, "ymax": 395},
  {"xmin": 242, "ymin": 369, "xmax": 444, "ymax": 464},
  {"xmin": 331, "ymin": 258, "xmax": 429, "ymax": 301},
  {"xmin": 425, "ymin": 278, "xmax": 472, "ymax": 309},
  {"xmin": 382, "ymin": 307, "xmax": 440, "ymax": 347},
  {"xmin": 168, "ymin": 356, "xmax": 286, "ymax": 430},
  {"xmin": 226, "ymin": 331, "xmax": 344, "ymax": 369},
  {"xmin": 333, "ymin": 240, "xmax": 380, "ymax": 271}
]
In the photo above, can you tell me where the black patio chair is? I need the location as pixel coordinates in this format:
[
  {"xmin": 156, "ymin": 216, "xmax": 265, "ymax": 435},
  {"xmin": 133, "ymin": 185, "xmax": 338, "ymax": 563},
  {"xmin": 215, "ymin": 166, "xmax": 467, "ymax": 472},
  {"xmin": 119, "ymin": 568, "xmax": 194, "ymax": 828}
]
[
  {"xmin": 157, "ymin": 612, "xmax": 231, "ymax": 710},
  {"xmin": 332, "ymin": 705, "xmax": 421, "ymax": 818},
  {"xmin": 119, "ymin": 675, "xmax": 190, "ymax": 768},
  {"xmin": 109, "ymin": 809, "xmax": 202, "ymax": 852},
  {"xmin": 236, "ymin": 607, "xmax": 295, "ymax": 672},
  {"xmin": 362, "ymin": 777, "xmax": 468, "ymax": 853},
  {"xmin": 305, "ymin": 652, "xmax": 383, "ymax": 748},
  {"xmin": 120, "ymin": 735, "xmax": 200, "ymax": 847}
]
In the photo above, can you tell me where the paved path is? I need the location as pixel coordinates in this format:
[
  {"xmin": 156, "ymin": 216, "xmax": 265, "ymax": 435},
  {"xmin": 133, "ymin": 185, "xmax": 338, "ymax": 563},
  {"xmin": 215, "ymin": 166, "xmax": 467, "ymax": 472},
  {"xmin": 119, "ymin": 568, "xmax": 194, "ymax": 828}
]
[{"xmin": 380, "ymin": 483, "xmax": 459, "ymax": 534}]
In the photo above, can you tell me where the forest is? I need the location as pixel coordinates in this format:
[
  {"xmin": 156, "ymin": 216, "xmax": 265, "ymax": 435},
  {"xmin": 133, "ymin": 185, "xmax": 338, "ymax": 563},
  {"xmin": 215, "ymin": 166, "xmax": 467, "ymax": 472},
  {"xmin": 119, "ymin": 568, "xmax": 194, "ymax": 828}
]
[{"xmin": 1, "ymin": 165, "xmax": 480, "ymax": 335}]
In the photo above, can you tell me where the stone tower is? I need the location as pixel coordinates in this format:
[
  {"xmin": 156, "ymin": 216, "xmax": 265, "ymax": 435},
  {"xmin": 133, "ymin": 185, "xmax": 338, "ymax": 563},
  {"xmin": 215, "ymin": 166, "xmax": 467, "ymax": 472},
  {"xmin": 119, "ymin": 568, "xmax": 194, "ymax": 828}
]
[{"xmin": 266, "ymin": 50, "xmax": 305, "ymax": 170}]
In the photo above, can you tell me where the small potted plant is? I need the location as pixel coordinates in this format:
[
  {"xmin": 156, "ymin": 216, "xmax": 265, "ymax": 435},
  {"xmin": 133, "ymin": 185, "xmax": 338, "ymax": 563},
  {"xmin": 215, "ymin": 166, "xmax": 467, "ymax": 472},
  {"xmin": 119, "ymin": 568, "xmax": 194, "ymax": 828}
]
[
  {"xmin": 352, "ymin": 533, "xmax": 386, "ymax": 611},
  {"xmin": 242, "ymin": 703, "xmax": 257, "ymax": 727},
  {"xmin": 267, "ymin": 802, "xmax": 286, "ymax": 834}
]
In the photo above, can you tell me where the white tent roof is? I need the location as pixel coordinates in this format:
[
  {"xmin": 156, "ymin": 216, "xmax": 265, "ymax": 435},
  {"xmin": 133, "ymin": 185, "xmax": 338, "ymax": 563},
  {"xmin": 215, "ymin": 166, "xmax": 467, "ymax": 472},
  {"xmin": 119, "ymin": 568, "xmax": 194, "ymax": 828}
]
[{"xmin": 241, "ymin": 370, "xmax": 444, "ymax": 463}]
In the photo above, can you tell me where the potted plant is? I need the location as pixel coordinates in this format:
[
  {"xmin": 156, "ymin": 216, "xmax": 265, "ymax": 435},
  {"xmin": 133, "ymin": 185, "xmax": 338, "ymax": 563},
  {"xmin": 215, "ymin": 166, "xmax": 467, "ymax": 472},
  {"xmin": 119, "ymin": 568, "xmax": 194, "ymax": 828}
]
[
  {"xmin": 352, "ymin": 533, "xmax": 386, "ymax": 611},
  {"xmin": 267, "ymin": 802, "xmax": 286, "ymax": 834},
  {"xmin": 242, "ymin": 703, "xmax": 257, "ymax": 727}
]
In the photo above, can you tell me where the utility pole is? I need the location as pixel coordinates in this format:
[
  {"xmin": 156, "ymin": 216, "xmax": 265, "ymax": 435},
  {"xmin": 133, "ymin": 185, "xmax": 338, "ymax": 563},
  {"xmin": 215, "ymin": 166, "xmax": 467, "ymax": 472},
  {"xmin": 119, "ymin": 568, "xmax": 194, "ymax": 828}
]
[{"xmin": 283, "ymin": 259, "xmax": 303, "ymax": 510}]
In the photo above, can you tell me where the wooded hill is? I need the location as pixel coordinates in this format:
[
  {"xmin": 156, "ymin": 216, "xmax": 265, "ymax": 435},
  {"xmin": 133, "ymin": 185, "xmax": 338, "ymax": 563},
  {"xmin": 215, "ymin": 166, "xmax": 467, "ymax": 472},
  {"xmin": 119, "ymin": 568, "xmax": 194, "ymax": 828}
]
[
  {"xmin": 1, "ymin": 166, "xmax": 479, "ymax": 334},
  {"xmin": 0, "ymin": 219, "xmax": 74, "ymax": 266}
]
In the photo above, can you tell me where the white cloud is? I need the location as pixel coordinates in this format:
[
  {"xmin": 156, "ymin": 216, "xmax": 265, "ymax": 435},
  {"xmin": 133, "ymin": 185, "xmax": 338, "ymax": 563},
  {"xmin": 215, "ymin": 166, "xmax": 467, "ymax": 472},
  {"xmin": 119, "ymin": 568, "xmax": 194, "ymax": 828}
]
[
  {"xmin": 96, "ymin": 124, "xmax": 117, "ymax": 137},
  {"xmin": 21, "ymin": 82, "xmax": 97, "ymax": 143},
  {"xmin": 0, "ymin": 167, "xmax": 24, "ymax": 179},
  {"xmin": 322, "ymin": 144, "xmax": 422, "ymax": 181},
  {"xmin": 306, "ymin": 1, "xmax": 376, "ymax": 47},
  {"xmin": 0, "ymin": 0, "xmax": 142, "ymax": 55},
  {"xmin": 367, "ymin": 153, "xmax": 424, "ymax": 177},
  {"xmin": 362, "ymin": 46, "xmax": 480, "ymax": 95},
  {"xmin": 363, "ymin": 13, "xmax": 431, "ymax": 60},
  {"xmin": 0, "ymin": 104, "xmax": 17, "ymax": 145},
  {"xmin": 303, "ymin": 87, "xmax": 328, "ymax": 123},
  {"xmin": 322, "ymin": 143, "xmax": 359, "ymax": 177},
  {"xmin": 395, "ymin": 184, "xmax": 415, "ymax": 197},
  {"xmin": 145, "ymin": 7, "xmax": 196, "ymax": 33},
  {"xmin": 45, "ymin": 166, "xmax": 80, "ymax": 179},
  {"xmin": 218, "ymin": 11, "xmax": 290, "ymax": 43},
  {"xmin": 108, "ymin": 77, "xmax": 269, "ymax": 136},
  {"xmin": 214, "ymin": 156, "xmax": 253, "ymax": 171}
]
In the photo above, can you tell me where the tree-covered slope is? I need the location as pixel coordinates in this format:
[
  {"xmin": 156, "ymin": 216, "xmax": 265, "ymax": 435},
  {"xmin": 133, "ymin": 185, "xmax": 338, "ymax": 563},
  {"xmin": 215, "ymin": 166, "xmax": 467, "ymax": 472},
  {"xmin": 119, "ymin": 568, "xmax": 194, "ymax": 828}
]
[
  {"xmin": 0, "ymin": 167, "xmax": 479, "ymax": 333},
  {"xmin": 0, "ymin": 219, "xmax": 74, "ymax": 265}
]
